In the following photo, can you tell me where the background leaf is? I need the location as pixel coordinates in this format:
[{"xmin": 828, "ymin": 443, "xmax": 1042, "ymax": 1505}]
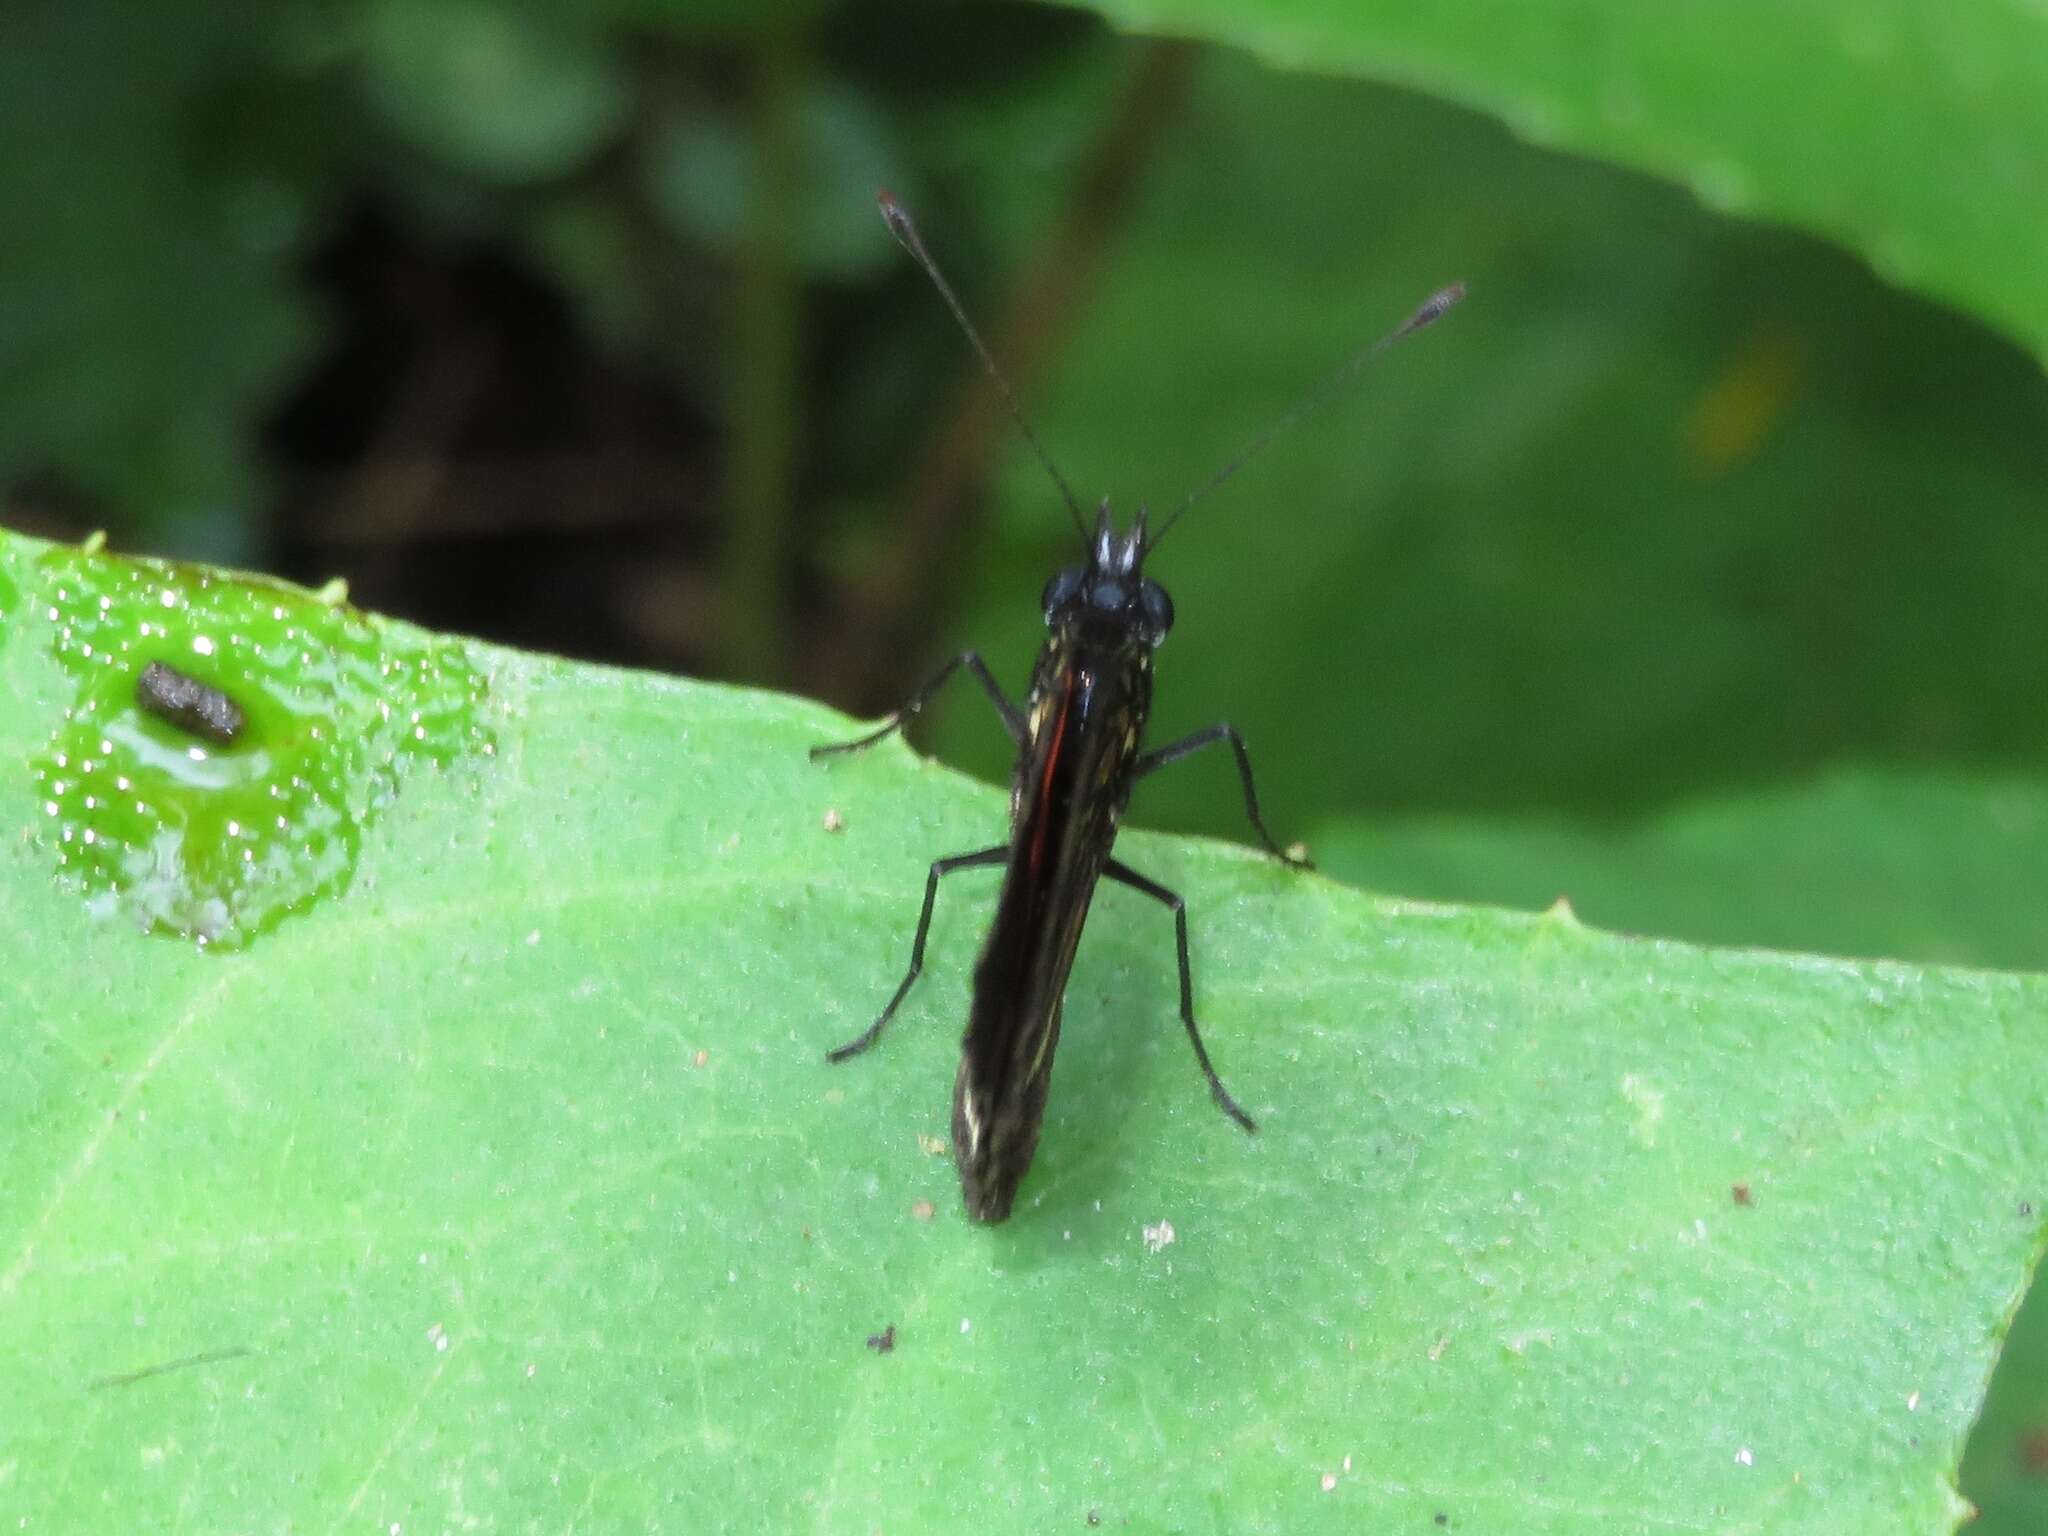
[
  {"xmin": 3, "ymin": 530, "xmax": 2045, "ymax": 1531},
  {"xmin": 1070, "ymin": 0, "xmax": 2048, "ymax": 364},
  {"xmin": 0, "ymin": 1, "xmax": 329, "ymax": 557},
  {"xmin": 360, "ymin": 0, "xmax": 632, "ymax": 183},
  {"xmin": 931, "ymin": 54, "xmax": 2048, "ymax": 833},
  {"xmin": 1311, "ymin": 766, "xmax": 2048, "ymax": 974}
]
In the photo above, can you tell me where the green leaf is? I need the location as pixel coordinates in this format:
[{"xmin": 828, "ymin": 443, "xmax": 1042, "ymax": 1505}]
[
  {"xmin": 0, "ymin": 1, "xmax": 326, "ymax": 553},
  {"xmin": 1309, "ymin": 765, "xmax": 2048, "ymax": 974},
  {"xmin": 3, "ymin": 528, "xmax": 2045, "ymax": 1530},
  {"xmin": 641, "ymin": 80, "xmax": 902, "ymax": 282},
  {"xmin": 360, "ymin": 0, "xmax": 631, "ymax": 183},
  {"xmin": 1308, "ymin": 768, "xmax": 2048, "ymax": 1533},
  {"xmin": 1066, "ymin": 0, "xmax": 2048, "ymax": 364}
]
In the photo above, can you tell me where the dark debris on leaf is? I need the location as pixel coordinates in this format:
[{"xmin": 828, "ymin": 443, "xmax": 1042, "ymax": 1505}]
[{"xmin": 137, "ymin": 660, "xmax": 246, "ymax": 744}]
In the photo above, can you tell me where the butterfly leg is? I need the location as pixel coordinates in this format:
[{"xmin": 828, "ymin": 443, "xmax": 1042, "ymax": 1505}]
[
  {"xmin": 828, "ymin": 844, "xmax": 1009, "ymax": 1061},
  {"xmin": 1105, "ymin": 858, "xmax": 1257, "ymax": 1133},
  {"xmin": 811, "ymin": 651, "xmax": 1024, "ymax": 757},
  {"xmin": 1133, "ymin": 722, "xmax": 1311, "ymax": 869}
]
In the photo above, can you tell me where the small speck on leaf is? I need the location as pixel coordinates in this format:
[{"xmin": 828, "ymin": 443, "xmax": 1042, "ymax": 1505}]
[
  {"xmin": 136, "ymin": 661, "xmax": 245, "ymax": 745},
  {"xmin": 822, "ymin": 808, "xmax": 845, "ymax": 832},
  {"xmin": 1732, "ymin": 1182, "xmax": 1754, "ymax": 1206},
  {"xmin": 866, "ymin": 1324, "xmax": 895, "ymax": 1354},
  {"xmin": 911, "ymin": 1199, "xmax": 935, "ymax": 1222}
]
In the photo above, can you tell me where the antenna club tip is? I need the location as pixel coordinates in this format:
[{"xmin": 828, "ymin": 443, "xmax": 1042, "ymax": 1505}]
[
  {"xmin": 1414, "ymin": 282, "xmax": 1466, "ymax": 326},
  {"xmin": 876, "ymin": 188, "xmax": 914, "ymax": 242}
]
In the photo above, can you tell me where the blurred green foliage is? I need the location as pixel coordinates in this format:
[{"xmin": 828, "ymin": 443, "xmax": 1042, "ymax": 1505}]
[
  {"xmin": 1084, "ymin": 0, "xmax": 2048, "ymax": 366},
  {"xmin": 1314, "ymin": 766, "xmax": 2048, "ymax": 974},
  {"xmin": 0, "ymin": 3, "xmax": 323, "ymax": 556},
  {"xmin": 932, "ymin": 60, "xmax": 2048, "ymax": 828},
  {"xmin": 2, "ymin": 0, "xmax": 2046, "ymax": 1527}
]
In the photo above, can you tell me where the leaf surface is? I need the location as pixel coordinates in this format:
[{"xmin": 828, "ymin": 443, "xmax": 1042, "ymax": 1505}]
[
  {"xmin": 1312, "ymin": 767, "xmax": 2048, "ymax": 1533},
  {"xmin": 1, "ymin": 530, "xmax": 2043, "ymax": 1533}
]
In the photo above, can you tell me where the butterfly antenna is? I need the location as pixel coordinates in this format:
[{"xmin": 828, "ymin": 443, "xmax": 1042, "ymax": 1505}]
[
  {"xmin": 1145, "ymin": 282, "xmax": 1466, "ymax": 551},
  {"xmin": 879, "ymin": 190, "xmax": 1090, "ymax": 541}
]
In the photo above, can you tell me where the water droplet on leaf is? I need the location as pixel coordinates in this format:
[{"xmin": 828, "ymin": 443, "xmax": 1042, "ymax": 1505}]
[{"xmin": 26, "ymin": 547, "xmax": 495, "ymax": 947}]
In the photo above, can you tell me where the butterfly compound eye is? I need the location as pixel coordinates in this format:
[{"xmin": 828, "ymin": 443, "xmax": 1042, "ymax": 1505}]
[
  {"xmin": 1140, "ymin": 580, "xmax": 1174, "ymax": 642},
  {"xmin": 1041, "ymin": 567, "xmax": 1084, "ymax": 621}
]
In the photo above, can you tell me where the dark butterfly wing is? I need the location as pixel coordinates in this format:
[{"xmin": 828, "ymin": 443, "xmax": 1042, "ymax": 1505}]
[{"xmin": 953, "ymin": 637, "xmax": 1148, "ymax": 1221}]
